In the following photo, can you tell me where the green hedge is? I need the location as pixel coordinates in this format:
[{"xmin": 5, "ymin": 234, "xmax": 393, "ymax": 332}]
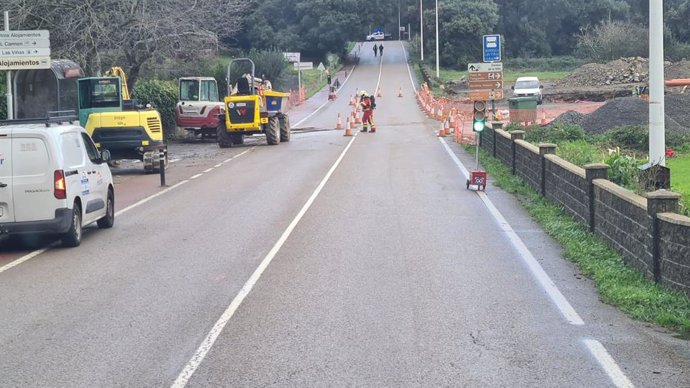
[{"xmin": 132, "ymin": 80, "xmax": 178, "ymax": 139}]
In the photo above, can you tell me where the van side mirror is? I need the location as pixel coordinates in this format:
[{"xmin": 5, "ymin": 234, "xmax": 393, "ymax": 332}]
[{"xmin": 100, "ymin": 149, "xmax": 112, "ymax": 163}]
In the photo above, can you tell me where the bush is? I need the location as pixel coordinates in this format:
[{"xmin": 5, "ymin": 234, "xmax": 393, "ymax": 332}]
[
  {"xmin": 524, "ymin": 122, "xmax": 586, "ymax": 144},
  {"xmin": 557, "ymin": 140, "xmax": 601, "ymax": 166},
  {"xmin": 603, "ymin": 152, "xmax": 644, "ymax": 190},
  {"xmin": 600, "ymin": 125, "xmax": 648, "ymax": 152},
  {"xmin": 132, "ymin": 80, "xmax": 178, "ymax": 139},
  {"xmin": 576, "ymin": 20, "xmax": 648, "ymax": 62}
]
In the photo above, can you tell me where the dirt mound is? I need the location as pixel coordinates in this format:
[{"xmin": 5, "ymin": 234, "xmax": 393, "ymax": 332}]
[
  {"xmin": 551, "ymin": 110, "xmax": 585, "ymax": 126},
  {"xmin": 556, "ymin": 58, "xmax": 690, "ymax": 90},
  {"xmin": 578, "ymin": 96, "xmax": 688, "ymax": 134}
]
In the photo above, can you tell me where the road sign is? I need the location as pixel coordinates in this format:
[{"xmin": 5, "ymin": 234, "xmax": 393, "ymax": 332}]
[
  {"xmin": 317, "ymin": 62, "xmax": 325, "ymax": 71},
  {"xmin": 469, "ymin": 80, "xmax": 504, "ymax": 90},
  {"xmin": 293, "ymin": 61, "xmax": 313, "ymax": 71},
  {"xmin": 0, "ymin": 38, "xmax": 51, "ymax": 49},
  {"xmin": 468, "ymin": 62, "xmax": 503, "ymax": 73},
  {"xmin": 0, "ymin": 56, "xmax": 51, "ymax": 70},
  {"xmin": 469, "ymin": 89, "xmax": 504, "ymax": 101},
  {"xmin": 283, "ymin": 52, "xmax": 300, "ymax": 63},
  {"xmin": 0, "ymin": 30, "xmax": 49, "ymax": 40},
  {"xmin": 483, "ymin": 34, "xmax": 501, "ymax": 62},
  {"xmin": 468, "ymin": 62, "xmax": 504, "ymax": 101},
  {"xmin": 0, "ymin": 48, "xmax": 51, "ymax": 57}
]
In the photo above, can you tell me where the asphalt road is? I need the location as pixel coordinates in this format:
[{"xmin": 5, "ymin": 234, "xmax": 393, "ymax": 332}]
[{"xmin": 0, "ymin": 42, "xmax": 688, "ymax": 387}]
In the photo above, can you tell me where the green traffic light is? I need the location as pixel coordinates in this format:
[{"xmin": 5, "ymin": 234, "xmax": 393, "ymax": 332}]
[{"xmin": 473, "ymin": 120, "xmax": 485, "ymax": 132}]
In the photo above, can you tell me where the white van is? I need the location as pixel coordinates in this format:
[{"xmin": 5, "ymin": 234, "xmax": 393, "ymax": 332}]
[
  {"xmin": 0, "ymin": 115, "xmax": 115, "ymax": 247},
  {"xmin": 512, "ymin": 76, "xmax": 544, "ymax": 104}
]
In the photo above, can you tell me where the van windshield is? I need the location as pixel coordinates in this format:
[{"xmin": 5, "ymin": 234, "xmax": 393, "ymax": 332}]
[
  {"xmin": 515, "ymin": 80, "xmax": 540, "ymax": 89},
  {"xmin": 180, "ymin": 80, "xmax": 200, "ymax": 101}
]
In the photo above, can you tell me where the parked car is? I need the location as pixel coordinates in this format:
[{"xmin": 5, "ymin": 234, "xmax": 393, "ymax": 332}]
[
  {"xmin": 512, "ymin": 76, "xmax": 544, "ymax": 104},
  {"xmin": 0, "ymin": 114, "xmax": 115, "ymax": 247}
]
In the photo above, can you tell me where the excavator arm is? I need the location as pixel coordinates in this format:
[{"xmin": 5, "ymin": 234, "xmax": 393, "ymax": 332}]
[{"xmin": 104, "ymin": 66, "xmax": 130, "ymax": 100}]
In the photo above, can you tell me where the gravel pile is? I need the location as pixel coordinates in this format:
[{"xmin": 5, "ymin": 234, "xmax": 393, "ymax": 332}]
[
  {"xmin": 551, "ymin": 110, "xmax": 585, "ymax": 126},
  {"xmin": 555, "ymin": 58, "xmax": 690, "ymax": 89},
  {"xmin": 577, "ymin": 96, "xmax": 688, "ymax": 134}
]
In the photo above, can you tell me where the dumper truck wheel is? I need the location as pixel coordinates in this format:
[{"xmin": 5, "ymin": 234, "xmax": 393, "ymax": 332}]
[
  {"xmin": 266, "ymin": 116, "xmax": 280, "ymax": 145},
  {"xmin": 217, "ymin": 122, "xmax": 232, "ymax": 148},
  {"xmin": 279, "ymin": 114, "xmax": 291, "ymax": 142}
]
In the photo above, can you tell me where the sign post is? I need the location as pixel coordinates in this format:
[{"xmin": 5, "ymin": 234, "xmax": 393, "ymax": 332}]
[{"xmin": 467, "ymin": 62, "xmax": 504, "ymax": 101}]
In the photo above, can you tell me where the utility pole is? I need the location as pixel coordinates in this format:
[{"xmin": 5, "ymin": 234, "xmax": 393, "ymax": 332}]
[
  {"xmin": 435, "ymin": 0, "xmax": 439, "ymax": 78},
  {"xmin": 398, "ymin": 0, "xmax": 401, "ymax": 40},
  {"xmin": 649, "ymin": 0, "xmax": 665, "ymax": 165},
  {"xmin": 420, "ymin": 0, "xmax": 424, "ymax": 61}
]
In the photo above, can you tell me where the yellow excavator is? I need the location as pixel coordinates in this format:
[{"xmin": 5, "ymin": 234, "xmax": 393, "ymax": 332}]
[{"xmin": 78, "ymin": 67, "xmax": 167, "ymax": 172}]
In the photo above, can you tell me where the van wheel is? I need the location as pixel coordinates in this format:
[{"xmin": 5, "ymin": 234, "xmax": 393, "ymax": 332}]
[
  {"xmin": 62, "ymin": 203, "xmax": 82, "ymax": 247},
  {"xmin": 97, "ymin": 189, "xmax": 115, "ymax": 229}
]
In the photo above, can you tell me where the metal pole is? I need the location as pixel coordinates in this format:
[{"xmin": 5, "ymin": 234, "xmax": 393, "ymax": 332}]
[
  {"xmin": 420, "ymin": 0, "xmax": 424, "ymax": 61},
  {"xmin": 4, "ymin": 11, "xmax": 13, "ymax": 120},
  {"xmin": 649, "ymin": 0, "xmax": 665, "ymax": 166},
  {"xmin": 435, "ymin": 0, "xmax": 439, "ymax": 78},
  {"xmin": 159, "ymin": 149, "xmax": 167, "ymax": 186},
  {"xmin": 398, "ymin": 0, "xmax": 401, "ymax": 41}
]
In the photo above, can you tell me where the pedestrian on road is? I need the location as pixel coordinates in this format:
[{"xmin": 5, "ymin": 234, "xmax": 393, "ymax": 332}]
[
  {"xmin": 359, "ymin": 90, "xmax": 377, "ymax": 133},
  {"xmin": 379, "ymin": 44, "xmax": 384, "ymax": 56},
  {"xmin": 326, "ymin": 68, "xmax": 331, "ymax": 86},
  {"xmin": 373, "ymin": 44, "xmax": 378, "ymax": 57}
]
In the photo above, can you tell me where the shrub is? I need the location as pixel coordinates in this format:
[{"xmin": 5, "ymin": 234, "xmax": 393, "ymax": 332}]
[
  {"xmin": 557, "ymin": 140, "xmax": 601, "ymax": 166},
  {"xmin": 524, "ymin": 122, "xmax": 585, "ymax": 144},
  {"xmin": 600, "ymin": 125, "xmax": 648, "ymax": 152},
  {"xmin": 132, "ymin": 80, "xmax": 178, "ymax": 139},
  {"xmin": 576, "ymin": 20, "xmax": 648, "ymax": 62},
  {"xmin": 603, "ymin": 152, "xmax": 644, "ymax": 190}
]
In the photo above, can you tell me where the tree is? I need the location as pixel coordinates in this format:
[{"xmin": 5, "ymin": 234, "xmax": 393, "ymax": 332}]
[{"xmin": 2, "ymin": 0, "xmax": 250, "ymax": 87}]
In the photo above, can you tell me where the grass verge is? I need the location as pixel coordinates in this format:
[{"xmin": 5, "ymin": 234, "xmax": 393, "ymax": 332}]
[{"xmin": 475, "ymin": 147, "xmax": 690, "ymax": 336}]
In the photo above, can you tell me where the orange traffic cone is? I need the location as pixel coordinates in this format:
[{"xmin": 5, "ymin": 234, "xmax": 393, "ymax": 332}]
[
  {"xmin": 349, "ymin": 95, "xmax": 355, "ymax": 106},
  {"xmin": 437, "ymin": 123, "xmax": 446, "ymax": 137},
  {"xmin": 540, "ymin": 111, "xmax": 547, "ymax": 125},
  {"xmin": 377, "ymin": 87, "xmax": 382, "ymax": 97},
  {"xmin": 444, "ymin": 119, "xmax": 451, "ymax": 135},
  {"xmin": 354, "ymin": 110, "xmax": 362, "ymax": 124},
  {"xmin": 398, "ymin": 87, "xmax": 403, "ymax": 97},
  {"xmin": 344, "ymin": 120, "xmax": 353, "ymax": 136},
  {"xmin": 336, "ymin": 113, "xmax": 343, "ymax": 129}
]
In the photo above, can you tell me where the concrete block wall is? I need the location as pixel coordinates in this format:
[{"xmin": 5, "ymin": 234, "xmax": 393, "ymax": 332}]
[
  {"xmin": 593, "ymin": 181, "xmax": 654, "ymax": 277},
  {"xmin": 658, "ymin": 213, "xmax": 690, "ymax": 293},
  {"xmin": 478, "ymin": 128, "xmax": 690, "ymax": 294},
  {"xmin": 544, "ymin": 155, "xmax": 589, "ymax": 226}
]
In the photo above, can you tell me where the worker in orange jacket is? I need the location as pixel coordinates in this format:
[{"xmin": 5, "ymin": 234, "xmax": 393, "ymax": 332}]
[{"xmin": 359, "ymin": 90, "xmax": 376, "ymax": 133}]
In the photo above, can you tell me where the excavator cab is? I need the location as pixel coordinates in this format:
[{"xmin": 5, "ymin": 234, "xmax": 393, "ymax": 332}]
[{"xmin": 77, "ymin": 67, "xmax": 166, "ymax": 172}]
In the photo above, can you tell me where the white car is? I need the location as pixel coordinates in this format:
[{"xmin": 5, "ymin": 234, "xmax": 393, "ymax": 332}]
[
  {"xmin": 366, "ymin": 31, "xmax": 389, "ymax": 41},
  {"xmin": 0, "ymin": 115, "xmax": 115, "ymax": 247},
  {"xmin": 512, "ymin": 76, "xmax": 544, "ymax": 104}
]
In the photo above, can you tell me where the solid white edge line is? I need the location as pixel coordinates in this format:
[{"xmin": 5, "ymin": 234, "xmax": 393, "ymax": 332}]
[
  {"xmin": 171, "ymin": 131, "xmax": 360, "ymax": 388},
  {"xmin": 190, "ymin": 174, "xmax": 203, "ymax": 180},
  {"xmin": 438, "ymin": 137, "xmax": 584, "ymax": 325},
  {"xmin": 583, "ymin": 339, "xmax": 635, "ymax": 388},
  {"xmin": 204, "ymin": 168, "xmax": 214, "ymax": 173},
  {"xmin": 0, "ymin": 247, "xmax": 51, "ymax": 274}
]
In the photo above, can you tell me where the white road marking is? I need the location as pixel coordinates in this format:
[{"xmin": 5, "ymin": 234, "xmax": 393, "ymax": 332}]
[
  {"xmin": 190, "ymin": 174, "xmax": 203, "ymax": 180},
  {"xmin": 115, "ymin": 180, "xmax": 190, "ymax": 217},
  {"xmin": 171, "ymin": 131, "xmax": 360, "ymax": 388},
  {"xmin": 0, "ymin": 247, "xmax": 51, "ymax": 274},
  {"xmin": 584, "ymin": 339, "xmax": 635, "ymax": 388},
  {"xmin": 204, "ymin": 168, "xmax": 214, "ymax": 173},
  {"xmin": 438, "ymin": 138, "xmax": 584, "ymax": 325},
  {"xmin": 293, "ymin": 64, "xmax": 357, "ymax": 128}
]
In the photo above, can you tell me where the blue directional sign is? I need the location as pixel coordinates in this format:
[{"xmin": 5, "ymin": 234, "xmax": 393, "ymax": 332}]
[{"xmin": 483, "ymin": 34, "xmax": 501, "ymax": 62}]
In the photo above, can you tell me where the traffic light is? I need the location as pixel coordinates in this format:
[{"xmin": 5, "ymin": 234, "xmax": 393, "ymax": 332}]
[{"xmin": 473, "ymin": 100, "xmax": 487, "ymax": 132}]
